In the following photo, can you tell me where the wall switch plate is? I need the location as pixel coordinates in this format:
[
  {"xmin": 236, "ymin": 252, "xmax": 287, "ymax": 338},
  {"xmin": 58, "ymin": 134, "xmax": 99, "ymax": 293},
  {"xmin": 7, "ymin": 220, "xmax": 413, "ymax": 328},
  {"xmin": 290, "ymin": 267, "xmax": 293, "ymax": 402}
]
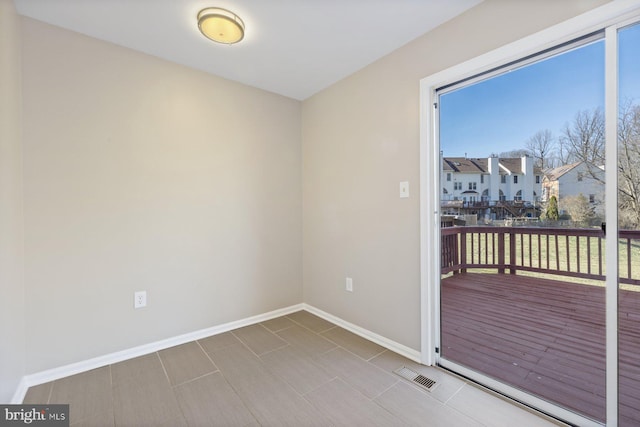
[
  {"xmin": 400, "ymin": 181, "xmax": 409, "ymax": 198},
  {"xmin": 346, "ymin": 277, "xmax": 353, "ymax": 292},
  {"xmin": 134, "ymin": 291, "xmax": 147, "ymax": 309}
]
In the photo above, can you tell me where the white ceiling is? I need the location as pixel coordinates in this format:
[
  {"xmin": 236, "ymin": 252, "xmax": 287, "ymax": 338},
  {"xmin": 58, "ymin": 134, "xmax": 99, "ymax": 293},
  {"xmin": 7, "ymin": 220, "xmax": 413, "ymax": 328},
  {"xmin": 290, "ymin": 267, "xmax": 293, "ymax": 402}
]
[{"xmin": 14, "ymin": 0, "xmax": 482, "ymax": 100}]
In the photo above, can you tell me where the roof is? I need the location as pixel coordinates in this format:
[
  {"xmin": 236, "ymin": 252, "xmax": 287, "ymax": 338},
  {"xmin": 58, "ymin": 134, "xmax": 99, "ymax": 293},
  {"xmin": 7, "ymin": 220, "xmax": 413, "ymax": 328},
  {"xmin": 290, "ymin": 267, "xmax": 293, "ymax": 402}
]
[
  {"xmin": 443, "ymin": 157, "xmax": 542, "ymax": 175},
  {"xmin": 443, "ymin": 158, "xmax": 487, "ymax": 173},
  {"xmin": 498, "ymin": 158, "xmax": 523, "ymax": 174},
  {"xmin": 544, "ymin": 162, "xmax": 581, "ymax": 181}
]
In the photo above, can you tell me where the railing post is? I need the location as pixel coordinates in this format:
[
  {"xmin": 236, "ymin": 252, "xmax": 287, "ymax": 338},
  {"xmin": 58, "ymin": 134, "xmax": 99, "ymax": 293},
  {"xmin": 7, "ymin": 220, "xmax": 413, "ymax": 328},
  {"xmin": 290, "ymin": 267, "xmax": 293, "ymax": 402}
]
[
  {"xmin": 498, "ymin": 231, "xmax": 505, "ymax": 274},
  {"xmin": 509, "ymin": 230, "xmax": 516, "ymax": 275},
  {"xmin": 452, "ymin": 235, "xmax": 459, "ymax": 274},
  {"xmin": 460, "ymin": 229, "xmax": 467, "ymax": 274}
]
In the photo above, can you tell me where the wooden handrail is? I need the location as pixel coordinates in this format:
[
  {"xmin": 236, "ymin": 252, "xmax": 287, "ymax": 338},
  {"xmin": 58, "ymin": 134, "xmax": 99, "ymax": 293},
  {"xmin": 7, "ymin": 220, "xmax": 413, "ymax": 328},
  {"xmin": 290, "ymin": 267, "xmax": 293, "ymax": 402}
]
[{"xmin": 440, "ymin": 226, "xmax": 640, "ymax": 286}]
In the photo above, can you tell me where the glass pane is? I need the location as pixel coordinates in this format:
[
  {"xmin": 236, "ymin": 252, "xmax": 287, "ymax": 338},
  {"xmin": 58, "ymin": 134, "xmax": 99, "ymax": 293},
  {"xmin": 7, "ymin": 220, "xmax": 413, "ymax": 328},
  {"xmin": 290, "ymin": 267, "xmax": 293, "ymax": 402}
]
[
  {"xmin": 618, "ymin": 21, "xmax": 640, "ymax": 427},
  {"xmin": 439, "ymin": 39, "xmax": 606, "ymax": 422}
]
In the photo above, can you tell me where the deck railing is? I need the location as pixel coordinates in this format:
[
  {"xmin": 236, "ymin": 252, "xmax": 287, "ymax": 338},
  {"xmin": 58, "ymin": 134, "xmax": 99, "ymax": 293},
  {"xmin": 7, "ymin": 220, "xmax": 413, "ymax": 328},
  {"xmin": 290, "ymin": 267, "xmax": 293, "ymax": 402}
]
[{"xmin": 441, "ymin": 226, "xmax": 640, "ymax": 286}]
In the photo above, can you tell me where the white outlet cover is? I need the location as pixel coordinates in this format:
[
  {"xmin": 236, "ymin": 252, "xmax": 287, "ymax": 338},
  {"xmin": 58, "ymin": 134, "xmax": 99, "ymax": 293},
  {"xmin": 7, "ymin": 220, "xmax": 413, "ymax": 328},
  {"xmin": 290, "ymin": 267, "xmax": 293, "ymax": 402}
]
[{"xmin": 134, "ymin": 291, "xmax": 147, "ymax": 309}]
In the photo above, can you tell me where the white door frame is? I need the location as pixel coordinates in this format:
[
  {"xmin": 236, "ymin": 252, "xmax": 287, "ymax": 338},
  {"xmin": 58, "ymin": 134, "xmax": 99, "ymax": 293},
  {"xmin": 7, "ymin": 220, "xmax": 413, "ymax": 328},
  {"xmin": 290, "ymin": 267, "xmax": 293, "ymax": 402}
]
[{"xmin": 419, "ymin": 2, "xmax": 640, "ymax": 425}]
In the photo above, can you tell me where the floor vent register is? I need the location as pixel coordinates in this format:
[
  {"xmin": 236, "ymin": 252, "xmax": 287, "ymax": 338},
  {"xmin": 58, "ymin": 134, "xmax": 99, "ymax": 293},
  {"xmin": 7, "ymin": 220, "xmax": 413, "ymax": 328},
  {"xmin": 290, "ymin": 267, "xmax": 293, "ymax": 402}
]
[{"xmin": 394, "ymin": 367, "xmax": 438, "ymax": 392}]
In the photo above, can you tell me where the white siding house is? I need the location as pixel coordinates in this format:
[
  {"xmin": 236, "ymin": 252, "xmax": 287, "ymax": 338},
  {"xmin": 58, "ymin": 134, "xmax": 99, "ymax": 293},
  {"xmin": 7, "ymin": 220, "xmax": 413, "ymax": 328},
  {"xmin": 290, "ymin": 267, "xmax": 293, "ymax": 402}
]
[
  {"xmin": 441, "ymin": 155, "xmax": 543, "ymax": 219},
  {"xmin": 542, "ymin": 162, "xmax": 605, "ymax": 216},
  {"xmin": 441, "ymin": 155, "xmax": 542, "ymax": 203}
]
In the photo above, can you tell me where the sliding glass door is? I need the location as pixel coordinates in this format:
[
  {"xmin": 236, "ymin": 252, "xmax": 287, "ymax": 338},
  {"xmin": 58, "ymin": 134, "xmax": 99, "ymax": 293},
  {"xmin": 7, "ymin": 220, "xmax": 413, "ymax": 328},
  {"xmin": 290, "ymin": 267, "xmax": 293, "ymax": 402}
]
[
  {"xmin": 617, "ymin": 21, "xmax": 640, "ymax": 427},
  {"xmin": 437, "ymin": 36, "xmax": 607, "ymax": 424},
  {"xmin": 423, "ymin": 10, "xmax": 640, "ymax": 426}
]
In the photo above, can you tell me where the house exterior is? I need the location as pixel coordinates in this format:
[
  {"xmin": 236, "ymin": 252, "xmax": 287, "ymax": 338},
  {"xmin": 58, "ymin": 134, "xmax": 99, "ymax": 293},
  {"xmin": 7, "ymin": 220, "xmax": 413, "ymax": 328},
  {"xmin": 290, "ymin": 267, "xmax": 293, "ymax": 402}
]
[
  {"xmin": 541, "ymin": 161, "xmax": 605, "ymax": 216},
  {"xmin": 441, "ymin": 155, "xmax": 543, "ymax": 219}
]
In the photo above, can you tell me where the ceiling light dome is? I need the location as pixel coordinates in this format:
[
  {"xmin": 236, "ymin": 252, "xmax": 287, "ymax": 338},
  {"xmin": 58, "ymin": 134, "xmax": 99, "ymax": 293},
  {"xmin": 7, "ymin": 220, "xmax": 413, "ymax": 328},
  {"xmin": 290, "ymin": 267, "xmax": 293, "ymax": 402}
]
[{"xmin": 197, "ymin": 7, "xmax": 245, "ymax": 45}]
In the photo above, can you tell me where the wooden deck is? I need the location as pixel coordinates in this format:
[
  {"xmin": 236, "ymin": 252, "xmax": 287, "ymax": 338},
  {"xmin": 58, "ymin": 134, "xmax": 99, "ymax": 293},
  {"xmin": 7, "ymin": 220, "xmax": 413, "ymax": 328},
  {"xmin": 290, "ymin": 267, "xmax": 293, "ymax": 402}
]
[{"xmin": 441, "ymin": 272, "xmax": 640, "ymax": 425}]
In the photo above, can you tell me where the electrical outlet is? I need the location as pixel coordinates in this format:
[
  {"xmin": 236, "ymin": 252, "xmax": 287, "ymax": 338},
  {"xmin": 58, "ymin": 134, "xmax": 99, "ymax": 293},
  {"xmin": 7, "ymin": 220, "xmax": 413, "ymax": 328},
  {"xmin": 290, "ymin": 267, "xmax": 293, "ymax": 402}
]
[
  {"xmin": 346, "ymin": 277, "xmax": 353, "ymax": 292},
  {"xmin": 134, "ymin": 291, "xmax": 147, "ymax": 309}
]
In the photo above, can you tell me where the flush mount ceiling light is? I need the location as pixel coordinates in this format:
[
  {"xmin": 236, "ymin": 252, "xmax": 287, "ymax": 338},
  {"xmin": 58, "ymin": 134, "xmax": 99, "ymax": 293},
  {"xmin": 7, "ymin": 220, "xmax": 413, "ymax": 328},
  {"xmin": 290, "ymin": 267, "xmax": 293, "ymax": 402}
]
[{"xmin": 197, "ymin": 7, "xmax": 245, "ymax": 45}]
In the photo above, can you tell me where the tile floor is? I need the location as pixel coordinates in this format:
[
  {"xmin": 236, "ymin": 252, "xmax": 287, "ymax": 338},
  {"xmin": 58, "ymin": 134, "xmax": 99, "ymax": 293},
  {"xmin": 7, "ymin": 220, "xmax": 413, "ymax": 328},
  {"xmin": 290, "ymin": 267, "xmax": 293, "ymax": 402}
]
[{"xmin": 23, "ymin": 310, "xmax": 563, "ymax": 426}]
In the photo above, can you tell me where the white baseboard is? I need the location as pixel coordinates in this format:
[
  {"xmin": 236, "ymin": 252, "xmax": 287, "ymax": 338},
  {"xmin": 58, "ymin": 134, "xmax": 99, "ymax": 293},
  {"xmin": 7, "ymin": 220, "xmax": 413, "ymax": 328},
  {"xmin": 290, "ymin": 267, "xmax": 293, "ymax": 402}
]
[
  {"xmin": 15, "ymin": 303, "xmax": 304, "ymax": 403},
  {"xmin": 14, "ymin": 302, "xmax": 424, "ymax": 403},
  {"xmin": 302, "ymin": 304, "xmax": 422, "ymax": 363}
]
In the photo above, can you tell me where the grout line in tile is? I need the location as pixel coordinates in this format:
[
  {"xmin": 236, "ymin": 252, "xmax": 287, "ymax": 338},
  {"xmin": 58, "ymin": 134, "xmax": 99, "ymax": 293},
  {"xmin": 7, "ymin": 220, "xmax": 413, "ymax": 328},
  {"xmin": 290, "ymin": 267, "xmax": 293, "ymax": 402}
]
[
  {"xmin": 107, "ymin": 365, "xmax": 115, "ymax": 427},
  {"xmin": 215, "ymin": 365, "xmax": 262, "ymax": 425},
  {"xmin": 170, "ymin": 379, "xmax": 189, "ymax": 427},
  {"xmin": 109, "ymin": 366, "xmax": 117, "ymax": 427},
  {"xmin": 285, "ymin": 315, "xmax": 337, "ymax": 334},
  {"xmin": 257, "ymin": 342, "xmax": 290, "ymax": 357},
  {"xmin": 257, "ymin": 343, "xmax": 291, "ymax": 358},
  {"xmin": 231, "ymin": 327, "xmax": 290, "ymax": 358},
  {"xmin": 365, "ymin": 349, "xmax": 387, "ymax": 362},
  {"xmin": 195, "ymin": 339, "xmax": 217, "ymax": 365},
  {"xmin": 442, "ymin": 381, "xmax": 467, "ymax": 405},
  {"xmin": 318, "ymin": 325, "xmax": 337, "ymax": 333},
  {"xmin": 369, "ymin": 378, "xmax": 400, "ymax": 401},
  {"xmin": 230, "ymin": 331, "xmax": 264, "ymax": 359},
  {"xmin": 170, "ymin": 369, "xmax": 220, "ymax": 388},
  {"xmin": 155, "ymin": 351, "xmax": 171, "ymax": 386},
  {"xmin": 261, "ymin": 322, "xmax": 296, "ymax": 333},
  {"xmin": 330, "ymin": 343, "xmax": 382, "ymax": 363},
  {"xmin": 299, "ymin": 376, "xmax": 339, "ymax": 397}
]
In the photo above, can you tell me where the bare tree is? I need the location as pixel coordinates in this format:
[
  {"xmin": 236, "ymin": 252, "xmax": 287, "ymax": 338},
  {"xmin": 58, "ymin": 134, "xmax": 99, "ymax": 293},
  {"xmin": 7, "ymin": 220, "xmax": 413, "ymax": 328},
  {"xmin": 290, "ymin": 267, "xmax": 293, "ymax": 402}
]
[
  {"xmin": 525, "ymin": 129, "xmax": 556, "ymax": 170},
  {"xmin": 499, "ymin": 149, "xmax": 530, "ymax": 158},
  {"xmin": 556, "ymin": 103, "xmax": 640, "ymax": 228},
  {"xmin": 559, "ymin": 108, "xmax": 605, "ymax": 182},
  {"xmin": 557, "ymin": 137, "xmax": 573, "ymax": 165},
  {"xmin": 618, "ymin": 101, "xmax": 640, "ymax": 229}
]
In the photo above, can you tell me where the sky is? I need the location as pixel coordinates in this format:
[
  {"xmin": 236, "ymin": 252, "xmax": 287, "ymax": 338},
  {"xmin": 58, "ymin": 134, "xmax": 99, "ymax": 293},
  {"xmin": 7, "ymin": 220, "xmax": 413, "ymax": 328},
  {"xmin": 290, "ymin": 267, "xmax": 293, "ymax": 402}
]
[{"xmin": 439, "ymin": 23, "xmax": 640, "ymax": 158}]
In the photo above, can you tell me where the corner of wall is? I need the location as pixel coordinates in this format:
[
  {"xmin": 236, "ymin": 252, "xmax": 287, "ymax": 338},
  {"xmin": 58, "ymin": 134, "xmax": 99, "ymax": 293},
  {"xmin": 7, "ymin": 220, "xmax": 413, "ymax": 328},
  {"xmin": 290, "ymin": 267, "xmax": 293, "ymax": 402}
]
[{"xmin": 0, "ymin": 0, "xmax": 26, "ymax": 404}]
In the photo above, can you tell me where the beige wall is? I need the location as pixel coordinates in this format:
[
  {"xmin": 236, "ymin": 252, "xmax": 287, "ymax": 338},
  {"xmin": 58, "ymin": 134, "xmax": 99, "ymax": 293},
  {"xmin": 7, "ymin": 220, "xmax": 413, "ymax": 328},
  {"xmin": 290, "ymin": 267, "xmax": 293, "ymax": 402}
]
[
  {"xmin": 21, "ymin": 19, "xmax": 302, "ymax": 373},
  {"xmin": 9, "ymin": 0, "xmax": 613, "ymax": 384},
  {"xmin": 0, "ymin": 0, "xmax": 25, "ymax": 402},
  {"xmin": 301, "ymin": 0, "xmax": 610, "ymax": 351}
]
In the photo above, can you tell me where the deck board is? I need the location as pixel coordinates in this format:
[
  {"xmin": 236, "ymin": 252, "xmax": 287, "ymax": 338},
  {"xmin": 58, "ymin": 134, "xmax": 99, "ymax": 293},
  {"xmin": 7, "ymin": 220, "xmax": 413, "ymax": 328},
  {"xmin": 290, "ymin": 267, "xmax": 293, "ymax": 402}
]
[{"xmin": 441, "ymin": 272, "xmax": 640, "ymax": 424}]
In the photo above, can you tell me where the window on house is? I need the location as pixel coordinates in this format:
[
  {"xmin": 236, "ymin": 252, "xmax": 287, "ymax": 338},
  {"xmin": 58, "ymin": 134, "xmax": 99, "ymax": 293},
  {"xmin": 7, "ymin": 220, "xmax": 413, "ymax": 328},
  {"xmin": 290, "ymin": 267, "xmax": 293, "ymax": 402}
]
[
  {"xmin": 590, "ymin": 194, "xmax": 595, "ymax": 203},
  {"xmin": 468, "ymin": 182, "xmax": 477, "ymax": 190},
  {"xmin": 481, "ymin": 175, "xmax": 485, "ymax": 184},
  {"xmin": 577, "ymin": 172, "xmax": 584, "ymax": 181},
  {"xmin": 513, "ymin": 176, "xmax": 518, "ymax": 184},
  {"xmin": 447, "ymin": 173, "xmax": 451, "ymax": 181},
  {"xmin": 536, "ymin": 175, "xmax": 540, "ymax": 184},
  {"xmin": 501, "ymin": 175, "xmax": 506, "ymax": 184},
  {"xmin": 454, "ymin": 182, "xmax": 462, "ymax": 190}
]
